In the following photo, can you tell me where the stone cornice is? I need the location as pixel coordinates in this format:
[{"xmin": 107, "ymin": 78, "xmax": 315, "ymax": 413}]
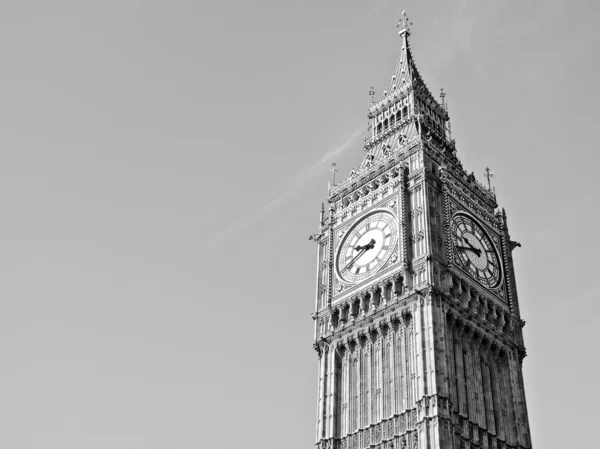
[
  {"xmin": 426, "ymin": 141, "xmax": 497, "ymax": 210},
  {"xmin": 318, "ymin": 290, "xmax": 416, "ymax": 345},
  {"xmin": 439, "ymin": 288, "xmax": 525, "ymax": 355},
  {"xmin": 332, "ymin": 177, "xmax": 401, "ymax": 230},
  {"xmin": 328, "ymin": 139, "xmax": 416, "ymax": 203}
]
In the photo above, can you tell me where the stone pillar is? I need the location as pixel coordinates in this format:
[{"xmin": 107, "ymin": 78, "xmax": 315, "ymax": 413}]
[
  {"xmin": 375, "ymin": 326, "xmax": 384, "ymax": 422},
  {"xmin": 472, "ymin": 333, "xmax": 486, "ymax": 430},
  {"xmin": 423, "ymin": 293, "xmax": 436, "ymax": 397},
  {"xmin": 445, "ymin": 314, "xmax": 458, "ymax": 415},
  {"xmin": 315, "ymin": 347, "xmax": 323, "ymax": 442},
  {"xmin": 365, "ymin": 338, "xmax": 373, "ymax": 426},
  {"xmin": 463, "ymin": 327, "xmax": 476, "ymax": 427},
  {"xmin": 454, "ymin": 322, "xmax": 467, "ymax": 417},
  {"xmin": 317, "ymin": 345, "xmax": 327, "ymax": 440},
  {"xmin": 389, "ymin": 322, "xmax": 397, "ymax": 418},
  {"xmin": 414, "ymin": 298, "xmax": 426, "ymax": 399},
  {"xmin": 342, "ymin": 348, "xmax": 350, "ymax": 437},
  {"xmin": 329, "ymin": 345, "xmax": 339, "ymax": 438},
  {"xmin": 490, "ymin": 345, "xmax": 505, "ymax": 441},
  {"xmin": 480, "ymin": 340, "xmax": 496, "ymax": 435}
]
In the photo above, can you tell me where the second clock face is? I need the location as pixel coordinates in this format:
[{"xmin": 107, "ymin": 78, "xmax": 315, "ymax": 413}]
[
  {"xmin": 451, "ymin": 213, "xmax": 502, "ymax": 289},
  {"xmin": 336, "ymin": 210, "xmax": 398, "ymax": 284}
]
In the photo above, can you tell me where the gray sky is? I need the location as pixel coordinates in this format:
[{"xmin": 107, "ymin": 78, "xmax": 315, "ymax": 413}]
[{"xmin": 1, "ymin": 1, "xmax": 598, "ymax": 448}]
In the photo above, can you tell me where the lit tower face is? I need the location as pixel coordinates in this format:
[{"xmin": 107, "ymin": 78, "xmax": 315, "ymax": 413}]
[{"xmin": 311, "ymin": 11, "xmax": 532, "ymax": 449}]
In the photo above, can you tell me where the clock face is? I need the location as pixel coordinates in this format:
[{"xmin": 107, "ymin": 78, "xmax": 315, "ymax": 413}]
[
  {"xmin": 451, "ymin": 213, "xmax": 502, "ymax": 289},
  {"xmin": 336, "ymin": 210, "xmax": 398, "ymax": 284}
]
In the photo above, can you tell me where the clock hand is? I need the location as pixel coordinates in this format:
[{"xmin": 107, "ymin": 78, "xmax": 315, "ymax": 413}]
[
  {"xmin": 354, "ymin": 238, "xmax": 376, "ymax": 252},
  {"xmin": 462, "ymin": 235, "xmax": 476, "ymax": 247},
  {"xmin": 343, "ymin": 239, "xmax": 378, "ymax": 273},
  {"xmin": 365, "ymin": 238, "xmax": 376, "ymax": 250},
  {"xmin": 455, "ymin": 245, "xmax": 482, "ymax": 257},
  {"xmin": 462, "ymin": 236, "xmax": 482, "ymax": 255},
  {"xmin": 342, "ymin": 248, "xmax": 367, "ymax": 272}
]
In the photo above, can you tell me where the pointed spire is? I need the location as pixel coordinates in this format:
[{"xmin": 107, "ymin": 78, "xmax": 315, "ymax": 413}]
[
  {"xmin": 329, "ymin": 162, "xmax": 338, "ymax": 185},
  {"xmin": 359, "ymin": 12, "xmax": 454, "ymax": 171},
  {"xmin": 382, "ymin": 11, "xmax": 414, "ymax": 100},
  {"xmin": 319, "ymin": 202, "xmax": 325, "ymax": 226},
  {"xmin": 484, "ymin": 167, "xmax": 494, "ymax": 190}
]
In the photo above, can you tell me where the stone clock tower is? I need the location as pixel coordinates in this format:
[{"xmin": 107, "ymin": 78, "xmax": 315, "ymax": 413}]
[{"xmin": 312, "ymin": 13, "xmax": 532, "ymax": 449}]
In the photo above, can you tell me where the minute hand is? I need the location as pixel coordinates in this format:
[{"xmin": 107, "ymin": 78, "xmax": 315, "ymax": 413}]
[
  {"xmin": 461, "ymin": 237, "xmax": 482, "ymax": 257},
  {"xmin": 455, "ymin": 245, "xmax": 482, "ymax": 257},
  {"xmin": 342, "ymin": 248, "xmax": 367, "ymax": 272}
]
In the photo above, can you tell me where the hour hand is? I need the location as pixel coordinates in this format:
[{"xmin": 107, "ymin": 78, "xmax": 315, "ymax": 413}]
[
  {"xmin": 462, "ymin": 236, "xmax": 478, "ymax": 249},
  {"xmin": 455, "ymin": 244, "xmax": 481, "ymax": 257},
  {"xmin": 355, "ymin": 238, "xmax": 376, "ymax": 252}
]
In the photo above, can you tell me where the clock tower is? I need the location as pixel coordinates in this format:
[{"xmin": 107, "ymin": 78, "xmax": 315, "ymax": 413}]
[{"xmin": 312, "ymin": 13, "xmax": 532, "ymax": 449}]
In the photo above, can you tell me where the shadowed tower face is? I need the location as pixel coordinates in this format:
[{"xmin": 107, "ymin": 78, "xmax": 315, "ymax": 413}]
[{"xmin": 311, "ymin": 12, "xmax": 532, "ymax": 449}]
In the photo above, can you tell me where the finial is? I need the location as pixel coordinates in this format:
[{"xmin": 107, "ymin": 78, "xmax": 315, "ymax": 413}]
[
  {"xmin": 330, "ymin": 162, "xmax": 338, "ymax": 185},
  {"xmin": 440, "ymin": 88, "xmax": 446, "ymax": 107},
  {"xmin": 484, "ymin": 167, "xmax": 494, "ymax": 190},
  {"xmin": 397, "ymin": 10, "xmax": 412, "ymax": 35},
  {"xmin": 369, "ymin": 86, "xmax": 375, "ymax": 104}
]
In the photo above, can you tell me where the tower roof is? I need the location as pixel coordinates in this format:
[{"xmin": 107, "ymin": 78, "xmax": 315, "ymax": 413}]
[{"xmin": 357, "ymin": 11, "xmax": 450, "ymax": 171}]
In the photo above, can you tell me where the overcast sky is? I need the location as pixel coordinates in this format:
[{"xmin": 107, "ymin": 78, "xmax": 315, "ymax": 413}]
[{"xmin": 0, "ymin": 1, "xmax": 598, "ymax": 448}]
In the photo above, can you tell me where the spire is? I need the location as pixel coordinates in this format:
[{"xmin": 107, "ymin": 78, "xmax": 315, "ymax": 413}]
[
  {"xmin": 369, "ymin": 11, "xmax": 444, "ymax": 116},
  {"xmin": 359, "ymin": 12, "xmax": 453, "ymax": 171},
  {"xmin": 383, "ymin": 10, "xmax": 438, "ymax": 106},
  {"xmin": 380, "ymin": 11, "xmax": 414, "ymax": 101}
]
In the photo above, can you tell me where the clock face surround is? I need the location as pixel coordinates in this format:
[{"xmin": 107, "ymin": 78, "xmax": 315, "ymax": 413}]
[
  {"xmin": 336, "ymin": 210, "xmax": 398, "ymax": 284},
  {"xmin": 450, "ymin": 212, "xmax": 502, "ymax": 289}
]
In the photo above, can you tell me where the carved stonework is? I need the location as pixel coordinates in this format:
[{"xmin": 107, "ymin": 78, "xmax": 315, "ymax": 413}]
[
  {"xmin": 399, "ymin": 414, "xmax": 406, "ymax": 432},
  {"xmin": 313, "ymin": 14, "xmax": 532, "ymax": 449}
]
